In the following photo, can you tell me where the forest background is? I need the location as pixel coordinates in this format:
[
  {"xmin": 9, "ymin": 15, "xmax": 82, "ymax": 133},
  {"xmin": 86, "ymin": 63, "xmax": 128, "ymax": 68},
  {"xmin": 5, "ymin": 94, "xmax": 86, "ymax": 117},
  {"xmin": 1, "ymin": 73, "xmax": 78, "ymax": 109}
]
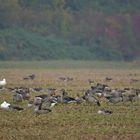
[{"xmin": 0, "ymin": 0, "xmax": 140, "ymax": 61}]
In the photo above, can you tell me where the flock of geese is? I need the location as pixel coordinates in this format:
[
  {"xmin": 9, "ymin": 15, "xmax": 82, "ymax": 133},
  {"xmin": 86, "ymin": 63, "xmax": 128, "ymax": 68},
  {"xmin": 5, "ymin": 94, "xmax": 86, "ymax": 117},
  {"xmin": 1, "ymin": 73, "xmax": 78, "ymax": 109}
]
[{"xmin": 0, "ymin": 74, "xmax": 140, "ymax": 115}]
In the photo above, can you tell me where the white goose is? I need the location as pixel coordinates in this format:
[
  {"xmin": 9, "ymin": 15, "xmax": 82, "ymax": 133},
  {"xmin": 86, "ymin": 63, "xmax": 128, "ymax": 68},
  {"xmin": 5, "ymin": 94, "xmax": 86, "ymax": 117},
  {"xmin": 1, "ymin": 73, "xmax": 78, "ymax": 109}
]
[
  {"xmin": 0, "ymin": 78, "xmax": 6, "ymax": 86},
  {"xmin": 0, "ymin": 101, "xmax": 10, "ymax": 110}
]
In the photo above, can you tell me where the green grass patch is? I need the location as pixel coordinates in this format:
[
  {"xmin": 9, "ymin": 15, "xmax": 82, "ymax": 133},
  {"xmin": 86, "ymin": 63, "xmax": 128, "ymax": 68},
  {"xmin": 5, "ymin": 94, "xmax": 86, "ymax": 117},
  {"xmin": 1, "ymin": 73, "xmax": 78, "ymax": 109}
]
[{"xmin": 0, "ymin": 60, "xmax": 140, "ymax": 69}]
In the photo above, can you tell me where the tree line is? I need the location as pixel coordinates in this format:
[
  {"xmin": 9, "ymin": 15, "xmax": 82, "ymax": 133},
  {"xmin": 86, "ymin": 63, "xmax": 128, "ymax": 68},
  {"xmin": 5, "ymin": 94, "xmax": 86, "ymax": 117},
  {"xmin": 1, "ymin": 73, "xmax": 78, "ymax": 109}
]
[{"xmin": 0, "ymin": 0, "xmax": 140, "ymax": 60}]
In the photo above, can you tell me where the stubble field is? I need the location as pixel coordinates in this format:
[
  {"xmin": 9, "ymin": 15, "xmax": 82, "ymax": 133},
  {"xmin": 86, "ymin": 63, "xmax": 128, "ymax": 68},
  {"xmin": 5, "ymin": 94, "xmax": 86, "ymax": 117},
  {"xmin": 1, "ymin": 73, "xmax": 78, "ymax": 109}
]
[{"xmin": 0, "ymin": 61, "xmax": 140, "ymax": 140}]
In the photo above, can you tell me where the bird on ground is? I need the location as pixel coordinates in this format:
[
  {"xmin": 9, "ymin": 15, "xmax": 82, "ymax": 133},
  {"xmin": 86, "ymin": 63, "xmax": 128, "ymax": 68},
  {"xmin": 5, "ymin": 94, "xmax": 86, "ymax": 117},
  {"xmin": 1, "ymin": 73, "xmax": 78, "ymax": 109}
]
[
  {"xmin": 9, "ymin": 105, "xmax": 24, "ymax": 112},
  {"xmin": 34, "ymin": 102, "xmax": 52, "ymax": 115},
  {"xmin": 84, "ymin": 90, "xmax": 101, "ymax": 106},
  {"xmin": 57, "ymin": 89, "xmax": 77, "ymax": 103},
  {"xmin": 75, "ymin": 94, "xmax": 86, "ymax": 104},
  {"xmin": 0, "ymin": 78, "xmax": 6, "ymax": 86},
  {"xmin": 0, "ymin": 101, "xmax": 24, "ymax": 112},
  {"xmin": 13, "ymin": 93, "xmax": 23, "ymax": 102},
  {"xmin": 0, "ymin": 101, "xmax": 10, "ymax": 110},
  {"xmin": 97, "ymin": 108, "xmax": 113, "ymax": 115}
]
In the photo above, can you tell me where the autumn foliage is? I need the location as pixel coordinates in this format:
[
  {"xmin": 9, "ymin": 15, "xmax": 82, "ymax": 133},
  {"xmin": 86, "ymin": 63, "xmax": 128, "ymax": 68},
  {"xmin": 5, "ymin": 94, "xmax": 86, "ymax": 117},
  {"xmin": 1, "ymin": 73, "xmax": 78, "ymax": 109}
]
[{"xmin": 0, "ymin": 0, "xmax": 140, "ymax": 60}]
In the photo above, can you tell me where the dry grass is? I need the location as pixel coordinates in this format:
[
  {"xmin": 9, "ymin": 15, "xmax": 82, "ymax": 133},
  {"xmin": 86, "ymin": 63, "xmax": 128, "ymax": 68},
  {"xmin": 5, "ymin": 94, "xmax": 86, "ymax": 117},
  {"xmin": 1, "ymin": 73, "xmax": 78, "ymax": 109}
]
[{"xmin": 0, "ymin": 67, "xmax": 140, "ymax": 140}]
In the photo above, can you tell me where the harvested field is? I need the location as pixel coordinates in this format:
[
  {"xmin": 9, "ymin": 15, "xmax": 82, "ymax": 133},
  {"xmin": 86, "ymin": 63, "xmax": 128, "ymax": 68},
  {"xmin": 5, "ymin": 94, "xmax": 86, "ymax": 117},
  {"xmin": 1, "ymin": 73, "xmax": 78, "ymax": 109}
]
[{"xmin": 0, "ymin": 61, "xmax": 140, "ymax": 140}]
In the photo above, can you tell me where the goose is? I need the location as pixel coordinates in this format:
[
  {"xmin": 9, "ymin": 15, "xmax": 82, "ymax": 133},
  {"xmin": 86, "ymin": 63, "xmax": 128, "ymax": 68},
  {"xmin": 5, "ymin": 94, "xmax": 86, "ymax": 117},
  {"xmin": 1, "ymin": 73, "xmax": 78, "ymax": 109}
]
[
  {"xmin": 9, "ymin": 105, "xmax": 24, "ymax": 112},
  {"xmin": 41, "ymin": 96, "xmax": 58, "ymax": 108},
  {"xmin": 13, "ymin": 93, "xmax": 23, "ymax": 102},
  {"xmin": 30, "ymin": 87, "xmax": 43, "ymax": 92},
  {"xmin": 0, "ymin": 86, "xmax": 5, "ymax": 91},
  {"xmin": 105, "ymin": 77, "xmax": 112, "ymax": 82},
  {"xmin": 106, "ymin": 96, "xmax": 123, "ymax": 103},
  {"xmin": 59, "ymin": 76, "xmax": 73, "ymax": 82},
  {"xmin": 34, "ymin": 103, "xmax": 52, "ymax": 115},
  {"xmin": 58, "ymin": 89, "xmax": 76, "ymax": 103},
  {"xmin": 0, "ymin": 101, "xmax": 10, "ymax": 110},
  {"xmin": 15, "ymin": 87, "xmax": 30, "ymax": 100},
  {"xmin": 0, "ymin": 78, "xmax": 6, "ymax": 86},
  {"xmin": 63, "ymin": 96, "xmax": 76, "ymax": 103},
  {"xmin": 0, "ymin": 101, "xmax": 24, "ymax": 112},
  {"xmin": 35, "ymin": 94, "xmax": 48, "ymax": 100},
  {"xmin": 94, "ymin": 83, "xmax": 107, "ymax": 91},
  {"xmin": 23, "ymin": 74, "xmax": 35, "ymax": 80},
  {"xmin": 120, "ymin": 95, "xmax": 131, "ymax": 102},
  {"xmin": 90, "ymin": 84, "xmax": 107, "ymax": 94},
  {"xmin": 28, "ymin": 74, "xmax": 35, "ymax": 80},
  {"xmin": 130, "ymin": 79, "xmax": 139, "ymax": 83},
  {"xmin": 28, "ymin": 99, "xmax": 42, "ymax": 108},
  {"xmin": 128, "ymin": 92, "xmax": 140, "ymax": 101},
  {"xmin": 97, "ymin": 108, "xmax": 113, "ymax": 115},
  {"xmin": 75, "ymin": 94, "xmax": 85, "ymax": 104},
  {"xmin": 41, "ymin": 101, "xmax": 57, "ymax": 109},
  {"xmin": 34, "ymin": 95, "xmax": 57, "ymax": 110},
  {"xmin": 84, "ymin": 91, "xmax": 101, "ymax": 106},
  {"xmin": 66, "ymin": 77, "xmax": 73, "ymax": 82}
]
